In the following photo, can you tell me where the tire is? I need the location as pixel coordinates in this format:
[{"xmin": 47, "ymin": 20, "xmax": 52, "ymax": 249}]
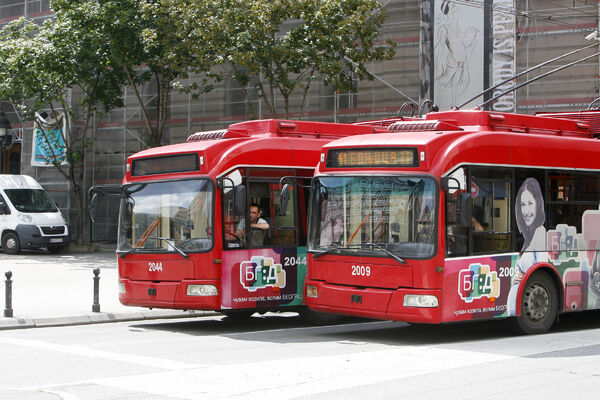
[
  {"xmin": 47, "ymin": 245, "xmax": 65, "ymax": 254},
  {"xmin": 512, "ymin": 271, "xmax": 558, "ymax": 335},
  {"xmin": 222, "ymin": 310, "xmax": 254, "ymax": 320},
  {"xmin": 2, "ymin": 232, "xmax": 21, "ymax": 255}
]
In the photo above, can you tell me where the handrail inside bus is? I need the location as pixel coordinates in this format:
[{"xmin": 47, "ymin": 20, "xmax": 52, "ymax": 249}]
[
  {"xmin": 135, "ymin": 218, "xmax": 160, "ymax": 248},
  {"xmin": 346, "ymin": 213, "xmax": 372, "ymax": 247}
]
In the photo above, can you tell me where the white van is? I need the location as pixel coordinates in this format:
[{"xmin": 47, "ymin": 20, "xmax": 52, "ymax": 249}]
[{"xmin": 0, "ymin": 175, "xmax": 69, "ymax": 254}]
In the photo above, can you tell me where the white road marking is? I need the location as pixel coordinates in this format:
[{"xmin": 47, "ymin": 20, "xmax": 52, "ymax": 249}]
[
  {"xmin": 88, "ymin": 346, "xmax": 515, "ymax": 399},
  {"xmin": 0, "ymin": 336, "xmax": 200, "ymax": 371}
]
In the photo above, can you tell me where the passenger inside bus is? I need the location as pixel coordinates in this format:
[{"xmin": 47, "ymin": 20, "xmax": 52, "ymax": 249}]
[{"xmin": 235, "ymin": 203, "xmax": 270, "ymax": 247}]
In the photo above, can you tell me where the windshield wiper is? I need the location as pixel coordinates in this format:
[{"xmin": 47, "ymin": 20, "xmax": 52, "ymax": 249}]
[
  {"xmin": 358, "ymin": 242, "xmax": 406, "ymax": 265},
  {"xmin": 148, "ymin": 237, "xmax": 189, "ymax": 258},
  {"xmin": 312, "ymin": 244, "xmax": 345, "ymax": 259},
  {"xmin": 312, "ymin": 242, "xmax": 406, "ymax": 264},
  {"xmin": 118, "ymin": 247, "xmax": 141, "ymax": 258}
]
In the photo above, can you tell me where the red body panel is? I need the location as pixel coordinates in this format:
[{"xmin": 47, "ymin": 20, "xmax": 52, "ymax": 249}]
[
  {"xmin": 306, "ymin": 110, "xmax": 600, "ymax": 325},
  {"xmin": 118, "ymin": 119, "xmax": 387, "ymax": 312}
]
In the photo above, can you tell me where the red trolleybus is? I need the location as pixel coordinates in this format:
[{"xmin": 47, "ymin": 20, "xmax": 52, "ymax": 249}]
[
  {"xmin": 116, "ymin": 118, "xmax": 392, "ymax": 318},
  {"xmin": 304, "ymin": 109, "xmax": 600, "ymax": 334}
]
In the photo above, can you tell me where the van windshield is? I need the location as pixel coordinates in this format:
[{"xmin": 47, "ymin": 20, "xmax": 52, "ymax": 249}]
[{"xmin": 4, "ymin": 189, "xmax": 58, "ymax": 213}]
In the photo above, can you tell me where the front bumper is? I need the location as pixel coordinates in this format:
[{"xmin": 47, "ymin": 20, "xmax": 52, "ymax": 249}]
[
  {"xmin": 305, "ymin": 280, "xmax": 442, "ymax": 324},
  {"xmin": 16, "ymin": 224, "xmax": 70, "ymax": 249},
  {"xmin": 119, "ymin": 278, "xmax": 221, "ymax": 310}
]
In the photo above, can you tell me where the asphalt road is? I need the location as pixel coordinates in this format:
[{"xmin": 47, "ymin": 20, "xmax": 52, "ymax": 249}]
[{"xmin": 2, "ymin": 311, "xmax": 600, "ymax": 399}]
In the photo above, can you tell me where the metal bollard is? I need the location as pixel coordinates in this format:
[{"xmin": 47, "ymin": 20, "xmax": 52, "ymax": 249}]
[
  {"xmin": 4, "ymin": 271, "xmax": 13, "ymax": 318},
  {"xmin": 92, "ymin": 268, "xmax": 100, "ymax": 312}
]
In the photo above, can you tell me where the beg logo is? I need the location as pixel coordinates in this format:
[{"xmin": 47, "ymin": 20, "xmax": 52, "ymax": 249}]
[
  {"xmin": 240, "ymin": 256, "xmax": 286, "ymax": 292},
  {"xmin": 458, "ymin": 263, "xmax": 499, "ymax": 303}
]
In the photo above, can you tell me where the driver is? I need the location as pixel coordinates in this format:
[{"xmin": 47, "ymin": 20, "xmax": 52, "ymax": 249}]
[{"xmin": 235, "ymin": 203, "xmax": 269, "ymax": 247}]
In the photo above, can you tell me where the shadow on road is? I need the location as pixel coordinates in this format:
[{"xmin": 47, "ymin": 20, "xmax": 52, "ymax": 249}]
[{"xmin": 134, "ymin": 309, "xmax": 600, "ymax": 346}]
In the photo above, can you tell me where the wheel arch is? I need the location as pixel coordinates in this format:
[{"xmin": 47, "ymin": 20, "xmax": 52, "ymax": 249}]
[{"xmin": 515, "ymin": 264, "xmax": 563, "ymax": 317}]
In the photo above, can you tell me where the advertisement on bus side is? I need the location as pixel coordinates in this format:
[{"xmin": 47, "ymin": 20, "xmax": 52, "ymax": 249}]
[
  {"xmin": 221, "ymin": 247, "xmax": 307, "ymax": 309},
  {"xmin": 442, "ymin": 205, "xmax": 600, "ymax": 322}
]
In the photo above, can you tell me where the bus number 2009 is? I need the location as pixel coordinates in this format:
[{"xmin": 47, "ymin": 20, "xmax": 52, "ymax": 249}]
[
  {"xmin": 352, "ymin": 265, "xmax": 371, "ymax": 276},
  {"xmin": 498, "ymin": 267, "xmax": 518, "ymax": 277}
]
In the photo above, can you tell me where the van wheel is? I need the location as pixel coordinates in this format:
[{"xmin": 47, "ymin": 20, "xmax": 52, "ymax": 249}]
[
  {"xmin": 2, "ymin": 232, "xmax": 21, "ymax": 254},
  {"xmin": 512, "ymin": 272, "xmax": 558, "ymax": 335}
]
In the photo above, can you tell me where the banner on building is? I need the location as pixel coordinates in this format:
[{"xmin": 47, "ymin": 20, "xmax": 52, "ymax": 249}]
[
  {"xmin": 433, "ymin": 0, "xmax": 484, "ymax": 110},
  {"xmin": 491, "ymin": 0, "xmax": 516, "ymax": 112},
  {"xmin": 31, "ymin": 112, "xmax": 68, "ymax": 167}
]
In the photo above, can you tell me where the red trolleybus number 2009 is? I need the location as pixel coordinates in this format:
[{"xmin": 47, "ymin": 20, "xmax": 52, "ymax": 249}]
[{"xmin": 352, "ymin": 265, "xmax": 371, "ymax": 276}]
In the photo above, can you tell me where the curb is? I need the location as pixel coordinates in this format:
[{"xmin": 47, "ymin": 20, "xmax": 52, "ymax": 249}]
[{"xmin": 0, "ymin": 310, "xmax": 220, "ymax": 330}]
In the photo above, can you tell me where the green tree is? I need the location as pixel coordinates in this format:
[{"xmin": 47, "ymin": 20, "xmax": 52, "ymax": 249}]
[
  {"xmin": 0, "ymin": 5, "xmax": 128, "ymax": 244},
  {"xmin": 99, "ymin": 0, "xmax": 219, "ymax": 147},
  {"xmin": 214, "ymin": 0, "xmax": 396, "ymax": 119}
]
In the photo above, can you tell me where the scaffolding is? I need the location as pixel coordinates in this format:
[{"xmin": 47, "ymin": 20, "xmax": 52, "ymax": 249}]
[{"xmin": 1, "ymin": 0, "xmax": 599, "ymax": 242}]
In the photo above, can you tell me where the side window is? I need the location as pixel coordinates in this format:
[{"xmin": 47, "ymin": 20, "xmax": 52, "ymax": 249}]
[
  {"xmin": 546, "ymin": 172, "xmax": 600, "ymax": 253},
  {"xmin": 221, "ymin": 169, "xmax": 300, "ymax": 249},
  {"xmin": 445, "ymin": 167, "xmax": 469, "ymax": 257},
  {"xmin": 0, "ymin": 194, "xmax": 9, "ymax": 215},
  {"xmin": 221, "ymin": 169, "xmax": 245, "ymax": 249},
  {"xmin": 470, "ymin": 168, "xmax": 512, "ymax": 254},
  {"xmin": 271, "ymin": 183, "xmax": 297, "ymax": 246}
]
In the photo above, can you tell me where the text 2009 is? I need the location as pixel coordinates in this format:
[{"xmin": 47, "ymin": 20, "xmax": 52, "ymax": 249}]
[{"xmin": 351, "ymin": 265, "xmax": 371, "ymax": 276}]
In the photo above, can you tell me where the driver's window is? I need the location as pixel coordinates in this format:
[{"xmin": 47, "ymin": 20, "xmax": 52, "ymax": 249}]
[
  {"xmin": 445, "ymin": 167, "xmax": 469, "ymax": 257},
  {"xmin": 222, "ymin": 169, "xmax": 245, "ymax": 249}
]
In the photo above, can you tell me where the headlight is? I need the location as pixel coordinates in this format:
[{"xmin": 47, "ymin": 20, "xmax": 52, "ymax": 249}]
[
  {"xmin": 306, "ymin": 285, "xmax": 318, "ymax": 298},
  {"xmin": 17, "ymin": 213, "xmax": 33, "ymax": 223},
  {"xmin": 403, "ymin": 294, "xmax": 439, "ymax": 308},
  {"xmin": 187, "ymin": 284, "xmax": 218, "ymax": 296},
  {"xmin": 118, "ymin": 282, "xmax": 126, "ymax": 294}
]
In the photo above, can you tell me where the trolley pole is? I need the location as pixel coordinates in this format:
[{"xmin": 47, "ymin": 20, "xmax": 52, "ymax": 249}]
[
  {"xmin": 4, "ymin": 271, "xmax": 13, "ymax": 318},
  {"xmin": 92, "ymin": 268, "xmax": 100, "ymax": 313}
]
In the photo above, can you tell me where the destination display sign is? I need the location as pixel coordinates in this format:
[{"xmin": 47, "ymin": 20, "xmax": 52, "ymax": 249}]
[
  {"xmin": 131, "ymin": 153, "xmax": 200, "ymax": 176},
  {"xmin": 326, "ymin": 148, "xmax": 418, "ymax": 168}
]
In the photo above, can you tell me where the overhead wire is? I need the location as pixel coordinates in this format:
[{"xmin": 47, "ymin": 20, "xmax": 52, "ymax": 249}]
[{"xmin": 445, "ymin": 0, "xmax": 594, "ymax": 31}]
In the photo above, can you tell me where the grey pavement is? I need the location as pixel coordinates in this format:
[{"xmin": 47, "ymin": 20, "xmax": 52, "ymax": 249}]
[{"xmin": 0, "ymin": 243, "xmax": 215, "ymax": 330}]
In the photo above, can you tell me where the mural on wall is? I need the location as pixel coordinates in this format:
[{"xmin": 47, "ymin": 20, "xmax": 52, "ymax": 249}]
[{"xmin": 433, "ymin": 0, "xmax": 483, "ymax": 110}]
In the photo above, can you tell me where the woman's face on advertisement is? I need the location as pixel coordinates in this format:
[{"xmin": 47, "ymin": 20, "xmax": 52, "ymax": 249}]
[{"xmin": 520, "ymin": 189, "xmax": 536, "ymax": 226}]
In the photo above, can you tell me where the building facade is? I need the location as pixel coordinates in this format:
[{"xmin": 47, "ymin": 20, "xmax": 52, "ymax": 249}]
[{"xmin": 1, "ymin": 0, "xmax": 598, "ymax": 243}]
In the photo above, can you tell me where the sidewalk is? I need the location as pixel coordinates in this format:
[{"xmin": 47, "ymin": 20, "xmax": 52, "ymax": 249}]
[{"xmin": 0, "ymin": 244, "xmax": 216, "ymax": 330}]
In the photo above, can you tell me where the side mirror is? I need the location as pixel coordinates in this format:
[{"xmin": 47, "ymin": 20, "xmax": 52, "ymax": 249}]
[
  {"xmin": 279, "ymin": 184, "xmax": 290, "ymax": 216},
  {"xmin": 234, "ymin": 185, "xmax": 246, "ymax": 217},
  {"xmin": 0, "ymin": 201, "xmax": 8, "ymax": 215}
]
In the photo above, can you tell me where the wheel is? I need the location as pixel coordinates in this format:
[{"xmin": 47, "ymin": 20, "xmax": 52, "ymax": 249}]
[
  {"xmin": 2, "ymin": 232, "xmax": 21, "ymax": 254},
  {"xmin": 222, "ymin": 310, "xmax": 254, "ymax": 320},
  {"xmin": 512, "ymin": 272, "xmax": 558, "ymax": 335},
  {"xmin": 47, "ymin": 245, "xmax": 65, "ymax": 254}
]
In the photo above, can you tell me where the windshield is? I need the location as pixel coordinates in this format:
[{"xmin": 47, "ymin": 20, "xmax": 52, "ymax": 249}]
[
  {"xmin": 308, "ymin": 176, "xmax": 437, "ymax": 259},
  {"xmin": 4, "ymin": 189, "xmax": 58, "ymax": 213},
  {"xmin": 118, "ymin": 179, "xmax": 214, "ymax": 253}
]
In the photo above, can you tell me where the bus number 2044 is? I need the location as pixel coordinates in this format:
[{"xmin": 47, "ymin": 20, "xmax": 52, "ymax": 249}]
[{"xmin": 284, "ymin": 257, "xmax": 307, "ymax": 266}]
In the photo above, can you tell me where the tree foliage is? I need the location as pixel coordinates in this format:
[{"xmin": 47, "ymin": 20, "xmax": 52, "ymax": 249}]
[
  {"xmin": 211, "ymin": 0, "xmax": 396, "ymax": 118},
  {"xmin": 0, "ymin": 3, "xmax": 129, "ymax": 243}
]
